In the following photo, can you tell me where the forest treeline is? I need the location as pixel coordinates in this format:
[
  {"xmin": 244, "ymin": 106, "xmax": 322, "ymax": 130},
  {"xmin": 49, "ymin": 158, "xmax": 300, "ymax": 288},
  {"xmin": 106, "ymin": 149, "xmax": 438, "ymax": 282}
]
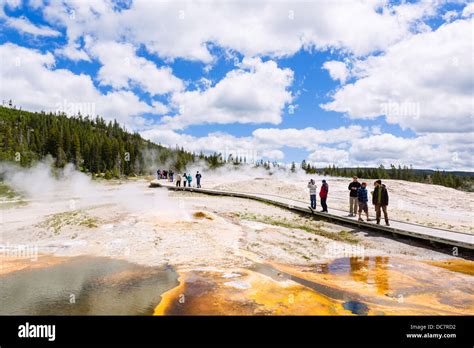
[
  {"xmin": 0, "ymin": 105, "xmax": 472, "ymax": 190},
  {"xmin": 298, "ymin": 161, "xmax": 474, "ymax": 191},
  {"xmin": 0, "ymin": 106, "xmax": 225, "ymax": 177},
  {"xmin": 251, "ymin": 158, "xmax": 473, "ymax": 191}
]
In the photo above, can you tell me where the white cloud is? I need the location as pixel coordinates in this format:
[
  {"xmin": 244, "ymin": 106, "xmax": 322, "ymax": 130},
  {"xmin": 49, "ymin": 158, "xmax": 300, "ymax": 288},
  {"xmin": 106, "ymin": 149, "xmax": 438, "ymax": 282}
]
[
  {"xmin": 348, "ymin": 133, "xmax": 473, "ymax": 170},
  {"xmin": 308, "ymin": 146, "xmax": 350, "ymax": 166},
  {"xmin": 42, "ymin": 0, "xmax": 123, "ymax": 50},
  {"xmin": 2, "ymin": 0, "xmax": 22, "ymax": 10},
  {"xmin": 262, "ymin": 149, "xmax": 285, "ymax": 161},
  {"xmin": 370, "ymin": 125, "xmax": 382, "ymax": 135},
  {"xmin": 2, "ymin": 0, "xmax": 472, "ymax": 171},
  {"xmin": 140, "ymin": 129, "xmax": 273, "ymax": 161},
  {"xmin": 139, "ymin": 126, "xmax": 474, "ymax": 170},
  {"xmin": 0, "ymin": 43, "xmax": 159, "ymax": 127},
  {"xmin": 322, "ymin": 61, "xmax": 349, "ymax": 84},
  {"xmin": 55, "ymin": 42, "xmax": 91, "ymax": 62},
  {"xmin": 26, "ymin": 0, "xmax": 45, "ymax": 10},
  {"xmin": 321, "ymin": 18, "xmax": 474, "ymax": 133},
  {"xmin": 442, "ymin": 10, "xmax": 458, "ymax": 23},
  {"xmin": 252, "ymin": 126, "xmax": 366, "ymax": 150},
  {"xmin": 139, "ymin": 125, "xmax": 364, "ymax": 164},
  {"xmin": 89, "ymin": 41, "xmax": 184, "ymax": 96},
  {"xmin": 462, "ymin": 3, "xmax": 474, "ymax": 17},
  {"xmin": 39, "ymin": 0, "xmax": 440, "ymax": 63},
  {"xmin": 4, "ymin": 15, "xmax": 61, "ymax": 37},
  {"xmin": 162, "ymin": 57, "xmax": 294, "ymax": 128}
]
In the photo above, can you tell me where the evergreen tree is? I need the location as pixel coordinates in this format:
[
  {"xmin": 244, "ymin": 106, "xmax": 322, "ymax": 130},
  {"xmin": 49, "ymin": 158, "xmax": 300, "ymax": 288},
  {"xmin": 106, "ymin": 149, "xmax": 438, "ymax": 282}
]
[
  {"xmin": 290, "ymin": 161, "xmax": 296, "ymax": 173},
  {"xmin": 301, "ymin": 160, "xmax": 307, "ymax": 171},
  {"xmin": 1, "ymin": 106, "xmax": 472, "ymax": 190}
]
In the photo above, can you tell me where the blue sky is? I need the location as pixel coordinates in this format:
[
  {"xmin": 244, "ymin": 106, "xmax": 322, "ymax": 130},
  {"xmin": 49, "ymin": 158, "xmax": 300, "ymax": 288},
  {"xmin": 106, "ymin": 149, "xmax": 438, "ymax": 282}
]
[{"xmin": 0, "ymin": 0, "xmax": 472, "ymax": 170}]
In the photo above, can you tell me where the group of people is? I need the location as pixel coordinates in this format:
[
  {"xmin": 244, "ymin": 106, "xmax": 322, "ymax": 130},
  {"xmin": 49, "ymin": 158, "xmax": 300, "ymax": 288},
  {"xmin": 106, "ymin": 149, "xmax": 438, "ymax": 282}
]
[
  {"xmin": 307, "ymin": 176, "xmax": 390, "ymax": 226},
  {"xmin": 307, "ymin": 179, "xmax": 328, "ymax": 213},
  {"xmin": 156, "ymin": 169, "xmax": 174, "ymax": 181},
  {"xmin": 157, "ymin": 169, "xmax": 202, "ymax": 188}
]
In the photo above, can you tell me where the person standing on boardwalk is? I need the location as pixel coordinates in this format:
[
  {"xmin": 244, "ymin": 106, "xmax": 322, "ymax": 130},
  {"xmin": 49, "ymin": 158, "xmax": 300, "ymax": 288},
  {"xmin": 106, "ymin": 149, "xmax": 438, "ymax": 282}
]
[
  {"xmin": 183, "ymin": 173, "xmax": 187, "ymax": 187},
  {"xmin": 175, "ymin": 173, "xmax": 182, "ymax": 187},
  {"xmin": 348, "ymin": 176, "xmax": 361, "ymax": 217},
  {"xmin": 357, "ymin": 182, "xmax": 370, "ymax": 222},
  {"xmin": 372, "ymin": 180, "xmax": 389, "ymax": 226},
  {"xmin": 196, "ymin": 171, "xmax": 202, "ymax": 188},
  {"xmin": 187, "ymin": 173, "xmax": 192, "ymax": 187},
  {"xmin": 319, "ymin": 179, "xmax": 328, "ymax": 212},
  {"xmin": 307, "ymin": 179, "xmax": 317, "ymax": 212}
]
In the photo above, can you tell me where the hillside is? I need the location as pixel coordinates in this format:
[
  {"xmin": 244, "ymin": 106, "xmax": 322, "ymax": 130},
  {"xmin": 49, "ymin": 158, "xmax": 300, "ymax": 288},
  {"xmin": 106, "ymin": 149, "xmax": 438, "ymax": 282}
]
[
  {"xmin": 0, "ymin": 106, "xmax": 216, "ymax": 177},
  {"xmin": 1, "ymin": 105, "xmax": 472, "ymax": 190}
]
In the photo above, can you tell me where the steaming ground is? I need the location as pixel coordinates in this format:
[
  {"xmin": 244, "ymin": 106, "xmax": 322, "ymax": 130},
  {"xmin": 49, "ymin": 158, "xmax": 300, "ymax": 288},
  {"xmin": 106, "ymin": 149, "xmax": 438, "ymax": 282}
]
[
  {"xmin": 2, "ymin": 163, "xmax": 474, "ymax": 316},
  {"xmin": 1, "ymin": 162, "xmax": 472, "ymax": 270}
]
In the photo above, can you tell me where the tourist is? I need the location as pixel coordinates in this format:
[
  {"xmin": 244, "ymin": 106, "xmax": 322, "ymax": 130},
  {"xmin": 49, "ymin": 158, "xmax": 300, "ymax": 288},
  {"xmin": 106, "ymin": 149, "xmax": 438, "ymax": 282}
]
[
  {"xmin": 357, "ymin": 182, "xmax": 370, "ymax": 222},
  {"xmin": 372, "ymin": 180, "xmax": 389, "ymax": 226},
  {"xmin": 156, "ymin": 169, "xmax": 160, "ymax": 180},
  {"xmin": 183, "ymin": 173, "xmax": 187, "ymax": 187},
  {"xmin": 307, "ymin": 179, "xmax": 317, "ymax": 212},
  {"xmin": 348, "ymin": 176, "xmax": 361, "ymax": 217},
  {"xmin": 175, "ymin": 173, "xmax": 182, "ymax": 187},
  {"xmin": 187, "ymin": 173, "xmax": 192, "ymax": 187},
  {"xmin": 319, "ymin": 179, "xmax": 328, "ymax": 212},
  {"xmin": 169, "ymin": 170, "xmax": 174, "ymax": 182},
  {"xmin": 196, "ymin": 171, "xmax": 202, "ymax": 188}
]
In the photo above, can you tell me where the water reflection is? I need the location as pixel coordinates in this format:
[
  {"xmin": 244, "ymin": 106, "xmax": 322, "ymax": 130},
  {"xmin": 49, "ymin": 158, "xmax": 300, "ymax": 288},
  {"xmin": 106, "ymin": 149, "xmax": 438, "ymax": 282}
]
[
  {"xmin": 276, "ymin": 256, "xmax": 474, "ymax": 315},
  {"xmin": 0, "ymin": 256, "xmax": 178, "ymax": 315},
  {"xmin": 374, "ymin": 257, "xmax": 389, "ymax": 295},
  {"xmin": 346, "ymin": 257, "xmax": 389, "ymax": 295},
  {"xmin": 2, "ymin": 255, "xmax": 472, "ymax": 316}
]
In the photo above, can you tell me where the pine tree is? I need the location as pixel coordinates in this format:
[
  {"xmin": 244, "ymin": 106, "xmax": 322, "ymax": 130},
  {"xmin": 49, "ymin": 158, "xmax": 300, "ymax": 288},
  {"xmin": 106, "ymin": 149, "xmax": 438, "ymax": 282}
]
[
  {"xmin": 301, "ymin": 160, "xmax": 307, "ymax": 171},
  {"xmin": 72, "ymin": 133, "xmax": 81, "ymax": 166}
]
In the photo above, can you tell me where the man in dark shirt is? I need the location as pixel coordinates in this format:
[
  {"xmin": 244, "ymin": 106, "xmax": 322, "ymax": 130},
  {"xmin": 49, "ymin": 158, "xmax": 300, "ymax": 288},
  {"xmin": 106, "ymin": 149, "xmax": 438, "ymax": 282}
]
[
  {"xmin": 196, "ymin": 171, "xmax": 202, "ymax": 188},
  {"xmin": 372, "ymin": 180, "xmax": 390, "ymax": 226},
  {"xmin": 348, "ymin": 176, "xmax": 361, "ymax": 217}
]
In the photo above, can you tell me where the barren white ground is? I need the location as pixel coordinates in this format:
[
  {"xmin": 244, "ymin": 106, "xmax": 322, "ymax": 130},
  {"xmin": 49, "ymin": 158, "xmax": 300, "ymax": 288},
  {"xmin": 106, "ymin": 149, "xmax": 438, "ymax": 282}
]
[
  {"xmin": 204, "ymin": 171, "xmax": 474, "ymax": 234},
  {"xmin": 1, "ymin": 169, "xmax": 472, "ymax": 269}
]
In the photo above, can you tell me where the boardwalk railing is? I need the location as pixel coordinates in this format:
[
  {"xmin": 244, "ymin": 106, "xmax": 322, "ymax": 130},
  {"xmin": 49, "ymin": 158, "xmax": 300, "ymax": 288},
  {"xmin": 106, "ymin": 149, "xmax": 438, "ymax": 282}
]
[{"xmin": 150, "ymin": 181, "xmax": 474, "ymax": 250}]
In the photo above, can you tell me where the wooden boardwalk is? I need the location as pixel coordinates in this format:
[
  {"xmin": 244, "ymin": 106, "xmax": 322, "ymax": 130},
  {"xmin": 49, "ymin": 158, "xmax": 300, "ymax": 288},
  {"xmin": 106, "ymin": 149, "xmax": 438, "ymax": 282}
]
[{"xmin": 150, "ymin": 181, "xmax": 474, "ymax": 250}]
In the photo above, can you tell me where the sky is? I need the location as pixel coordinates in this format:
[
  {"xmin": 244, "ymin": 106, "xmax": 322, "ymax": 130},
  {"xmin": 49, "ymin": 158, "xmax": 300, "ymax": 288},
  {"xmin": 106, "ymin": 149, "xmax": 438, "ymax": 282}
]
[{"xmin": 0, "ymin": 0, "xmax": 473, "ymax": 171}]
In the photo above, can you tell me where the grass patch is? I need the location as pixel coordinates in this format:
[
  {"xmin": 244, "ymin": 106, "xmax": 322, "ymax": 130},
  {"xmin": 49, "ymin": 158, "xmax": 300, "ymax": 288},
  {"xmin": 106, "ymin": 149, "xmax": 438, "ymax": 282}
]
[
  {"xmin": 38, "ymin": 210, "xmax": 99, "ymax": 234},
  {"xmin": 79, "ymin": 217, "xmax": 99, "ymax": 228},
  {"xmin": 0, "ymin": 182, "xmax": 26, "ymax": 208},
  {"xmin": 0, "ymin": 200, "xmax": 28, "ymax": 209},
  {"xmin": 0, "ymin": 182, "xmax": 19, "ymax": 199}
]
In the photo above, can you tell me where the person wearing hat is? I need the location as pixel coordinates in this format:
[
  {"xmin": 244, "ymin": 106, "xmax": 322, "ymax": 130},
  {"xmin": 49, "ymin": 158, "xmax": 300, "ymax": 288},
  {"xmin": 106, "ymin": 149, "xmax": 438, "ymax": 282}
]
[
  {"xmin": 372, "ymin": 179, "xmax": 389, "ymax": 226},
  {"xmin": 319, "ymin": 179, "xmax": 329, "ymax": 212}
]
